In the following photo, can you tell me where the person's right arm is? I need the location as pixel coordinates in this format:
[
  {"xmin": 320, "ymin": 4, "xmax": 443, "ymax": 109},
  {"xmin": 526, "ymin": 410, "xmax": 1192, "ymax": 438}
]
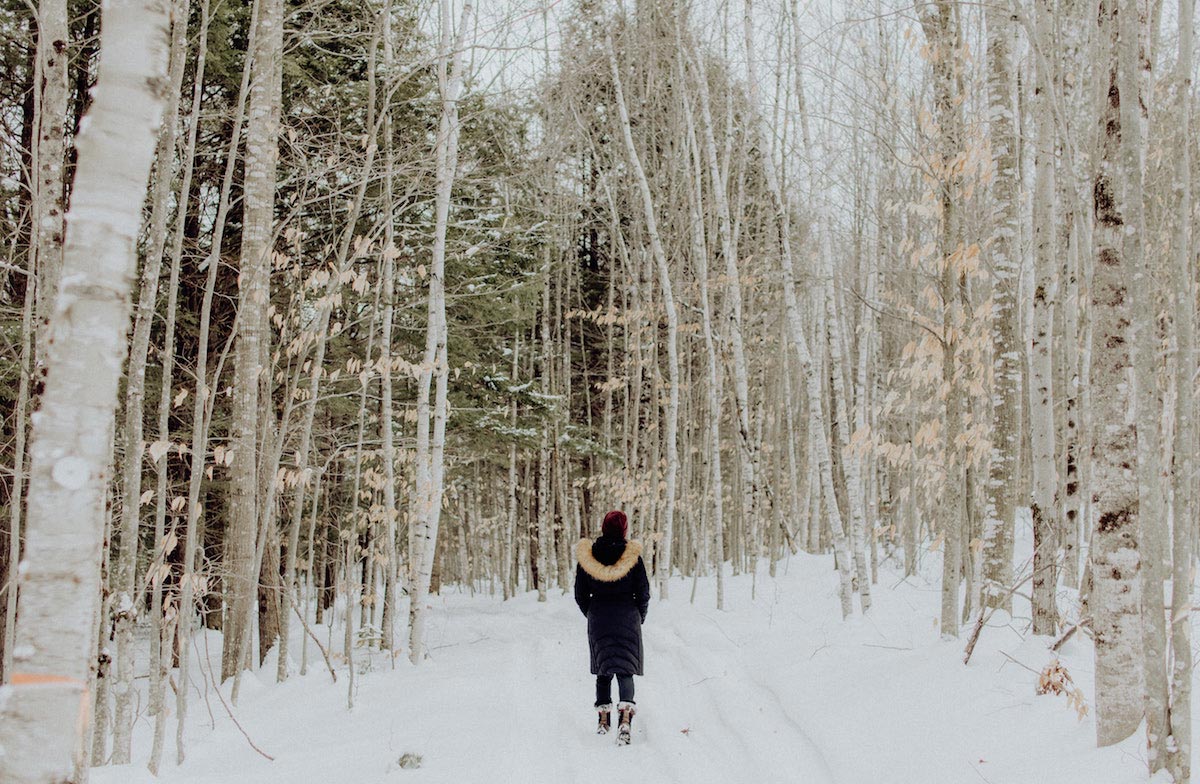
[{"xmin": 633, "ymin": 558, "xmax": 650, "ymax": 622}]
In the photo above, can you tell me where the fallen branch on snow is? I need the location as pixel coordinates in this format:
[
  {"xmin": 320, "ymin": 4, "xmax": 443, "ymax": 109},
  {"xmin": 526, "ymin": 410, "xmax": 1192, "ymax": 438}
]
[{"xmin": 1049, "ymin": 617, "xmax": 1090, "ymax": 652}]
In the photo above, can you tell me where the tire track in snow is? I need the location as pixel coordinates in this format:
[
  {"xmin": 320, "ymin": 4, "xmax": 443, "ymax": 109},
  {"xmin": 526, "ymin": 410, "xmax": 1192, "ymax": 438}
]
[
  {"xmin": 658, "ymin": 607, "xmax": 840, "ymax": 784},
  {"xmin": 639, "ymin": 622, "xmax": 739, "ymax": 781},
  {"xmin": 642, "ymin": 621, "xmax": 770, "ymax": 782}
]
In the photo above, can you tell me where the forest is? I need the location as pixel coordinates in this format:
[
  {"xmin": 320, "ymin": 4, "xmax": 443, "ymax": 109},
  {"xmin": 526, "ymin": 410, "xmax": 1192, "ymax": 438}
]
[{"xmin": 0, "ymin": 0, "xmax": 1196, "ymax": 780}]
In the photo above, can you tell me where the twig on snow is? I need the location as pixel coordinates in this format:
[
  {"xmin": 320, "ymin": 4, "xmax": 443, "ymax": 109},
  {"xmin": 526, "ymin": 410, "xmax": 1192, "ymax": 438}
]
[
  {"xmin": 290, "ymin": 586, "xmax": 337, "ymax": 683},
  {"xmin": 963, "ymin": 561, "xmax": 1038, "ymax": 665},
  {"xmin": 997, "ymin": 650, "xmax": 1040, "ymax": 676},
  {"xmin": 1049, "ymin": 617, "xmax": 1091, "ymax": 652},
  {"xmin": 862, "ymin": 643, "xmax": 914, "ymax": 651},
  {"xmin": 199, "ymin": 631, "xmax": 274, "ymax": 761}
]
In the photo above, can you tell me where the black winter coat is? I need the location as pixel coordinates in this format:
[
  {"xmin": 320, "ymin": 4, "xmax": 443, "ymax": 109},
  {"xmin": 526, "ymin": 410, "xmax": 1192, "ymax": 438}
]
[{"xmin": 574, "ymin": 535, "xmax": 650, "ymax": 676}]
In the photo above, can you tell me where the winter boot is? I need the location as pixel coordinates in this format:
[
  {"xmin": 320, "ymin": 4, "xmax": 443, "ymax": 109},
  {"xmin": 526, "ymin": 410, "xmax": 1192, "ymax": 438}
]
[
  {"xmin": 596, "ymin": 704, "xmax": 612, "ymax": 735},
  {"xmin": 617, "ymin": 701, "xmax": 636, "ymax": 745}
]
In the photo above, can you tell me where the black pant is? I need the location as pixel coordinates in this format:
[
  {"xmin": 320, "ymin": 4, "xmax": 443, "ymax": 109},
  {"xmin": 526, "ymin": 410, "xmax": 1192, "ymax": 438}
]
[{"xmin": 595, "ymin": 674, "xmax": 634, "ymax": 706}]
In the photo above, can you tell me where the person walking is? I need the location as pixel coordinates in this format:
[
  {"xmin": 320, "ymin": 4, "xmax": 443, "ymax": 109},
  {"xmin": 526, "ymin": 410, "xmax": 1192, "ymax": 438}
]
[{"xmin": 574, "ymin": 510, "xmax": 650, "ymax": 745}]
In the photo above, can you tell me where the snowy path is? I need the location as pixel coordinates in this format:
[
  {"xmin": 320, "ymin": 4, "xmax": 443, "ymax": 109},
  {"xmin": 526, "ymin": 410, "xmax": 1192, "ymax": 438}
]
[
  {"xmin": 96, "ymin": 581, "xmax": 837, "ymax": 784},
  {"xmin": 97, "ymin": 546, "xmax": 1172, "ymax": 784}
]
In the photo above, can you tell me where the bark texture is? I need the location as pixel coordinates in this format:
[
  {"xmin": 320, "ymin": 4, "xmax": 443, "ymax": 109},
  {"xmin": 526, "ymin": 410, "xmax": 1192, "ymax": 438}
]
[
  {"xmin": 1166, "ymin": 0, "xmax": 1195, "ymax": 776},
  {"xmin": 0, "ymin": 1, "xmax": 170, "ymax": 778},
  {"xmin": 409, "ymin": 0, "xmax": 471, "ymax": 664},
  {"xmin": 1029, "ymin": 0, "xmax": 1059, "ymax": 637},
  {"xmin": 1090, "ymin": 0, "xmax": 1144, "ymax": 746},
  {"xmin": 223, "ymin": 0, "xmax": 283, "ymax": 682},
  {"xmin": 982, "ymin": 0, "xmax": 1019, "ymax": 610}
]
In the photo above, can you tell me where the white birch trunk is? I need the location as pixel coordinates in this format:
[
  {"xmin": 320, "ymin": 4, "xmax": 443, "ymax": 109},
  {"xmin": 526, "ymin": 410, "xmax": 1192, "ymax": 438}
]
[
  {"xmin": 0, "ymin": 1, "xmax": 169, "ymax": 779},
  {"xmin": 786, "ymin": 0, "xmax": 871, "ymax": 611},
  {"xmin": 1060, "ymin": 234, "xmax": 1083, "ymax": 589},
  {"xmin": 606, "ymin": 34, "xmax": 679, "ymax": 596},
  {"xmin": 147, "ymin": 0, "xmax": 192, "ymax": 768},
  {"xmin": 147, "ymin": 0, "xmax": 197, "ymax": 761},
  {"xmin": 409, "ymin": 0, "xmax": 471, "ymax": 665},
  {"xmin": 743, "ymin": 0, "xmax": 855, "ymax": 617},
  {"xmin": 1091, "ymin": 0, "xmax": 1144, "ymax": 746},
  {"xmin": 824, "ymin": 263, "xmax": 872, "ymax": 612},
  {"xmin": 12, "ymin": 0, "xmax": 72, "ymax": 681},
  {"xmin": 378, "ymin": 3, "xmax": 400, "ymax": 651},
  {"xmin": 177, "ymin": 0, "xmax": 247, "ymax": 756},
  {"xmin": 918, "ymin": 0, "xmax": 968, "ymax": 638},
  {"xmin": 4, "ymin": 212, "xmax": 37, "ymax": 681},
  {"xmin": 782, "ymin": 315, "xmax": 805, "ymax": 555},
  {"xmin": 223, "ymin": 0, "xmax": 282, "ymax": 682},
  {"xmin": 31, "ymin": 0, "xmax": 70, "ymax": 369},
  {"xmin": 679, "ymin": 57, "xmax": 726, "ymax": 609},
  {"xmin": 1119, "ymin": 0, "xmax": 1169, "ymax": 766},
  {"xmin": 686, "ymin": 44, "xmax": 743, "ymax": 596},
  {"xmin": 1029, "ymin": 0, "xmax": 1059, "ymax": 637},
  {"xmin": 1056, "ymin": 0, "xmax": 1089, "ymax": 586},
  {"xmin": 982, "ymin": 0, "xmax": 1020, "ymax": 610},
  {"xmin": 110, "ymin": 0, "xmax": 189, "ymax": 760},
  {"xmin": 1166, "ymin": 0, "xmax": 1195, "ymax": 775},
  {"xmin": 504, "ymin": 334, "xmax": 519, "ymax": 599}
]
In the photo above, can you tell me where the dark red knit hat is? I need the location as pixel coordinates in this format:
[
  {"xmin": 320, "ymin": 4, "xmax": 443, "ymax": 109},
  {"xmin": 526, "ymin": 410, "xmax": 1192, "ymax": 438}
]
[{"xmin": 601, "ymin": 510, "xmax": 628, "ymax": 539}]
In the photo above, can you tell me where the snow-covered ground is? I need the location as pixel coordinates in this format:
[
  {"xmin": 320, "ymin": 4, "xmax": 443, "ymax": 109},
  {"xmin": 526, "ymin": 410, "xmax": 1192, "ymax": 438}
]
[{"xmin": 95, "ymin": 529, "xmax": 1180, "ymax": 784}]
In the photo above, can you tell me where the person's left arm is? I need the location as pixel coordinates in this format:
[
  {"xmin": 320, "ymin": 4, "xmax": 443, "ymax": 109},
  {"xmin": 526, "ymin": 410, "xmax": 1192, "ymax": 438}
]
[{"xmin": 633, "ymin": 558, "xmax": 650, "ymax": 622}]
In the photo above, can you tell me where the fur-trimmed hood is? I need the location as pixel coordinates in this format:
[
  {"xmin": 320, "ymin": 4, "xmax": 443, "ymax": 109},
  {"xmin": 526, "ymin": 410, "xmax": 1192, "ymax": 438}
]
[{"xmin": 576, "ymin": 538, "xmax": 643, "ymax": 582}]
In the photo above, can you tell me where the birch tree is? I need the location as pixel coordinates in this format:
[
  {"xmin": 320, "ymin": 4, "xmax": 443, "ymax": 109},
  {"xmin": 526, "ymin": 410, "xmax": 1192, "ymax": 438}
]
[
  {"xmin": 918, "ymin": 0, "xmax": 969, "ymax": 638},
  {"xmin": 1119, "ymin": 0, "xmax": 1169, "ymax": 767},
  {"xmin": 4, "ymin": 4, "xmax": 74, "ymax": 665},
  {"xmin": 1029, "ymin": 0, "xmax": 1059, "ymax": 637},
  {"xmin": 378, "ymin": 2, "xmax": 401, "ymax": 651},
  {"xmin": 110, "ymin": 0, "xmax": 190, "ymax": 758},
  {"xmin": 409, "ymin": 0, "xmax": 471, "ymax": 665},
  {"xmin": 147, "ymin": 3, "xmax": 202, "ymax": 771},
  {"xmin": 1090, "ymin": 0, "xmax": 1144, "ymax": 746},
  {"xmin": 691, "ymin": 21, "xmax": 759, "ymax": 590},
  {"xmin": 176, "ymin": 0, "xmax": 250, "ymax": 756},
  {"xmin": 742, "ymin": 0, "xmax": 856, "ymax": 618},
  {"xmin": 30, "ymin": 0, "xmax": 69, "ymax": 368},
  {"xmin": 981, "ymin": 0, "xmax": 1020, "ymax": 611},
  {"xmin": 606, "ymin": 31, "xmax": 680, "ymax": 599},
  {"xmin": 783, "ymin": 0, "xmax": 873, "ymax": 611},
  {"xmin": 678, "ymin": 35, "xmax": 726, "ymax": 610},
  {"xmin": 0, "ymin": 1, "xmax": 170, "ymax": 778},
  {"xmin": 1165, "ymin": 0, "xmax": 1195, "ymax": 776},
  {"xmin": 686, "ymin": 41, "xmax": 742, "ymax": 606},
  {"xmin": 223, "ymin": 0, "xmax": 283, "ymax": 682}
]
